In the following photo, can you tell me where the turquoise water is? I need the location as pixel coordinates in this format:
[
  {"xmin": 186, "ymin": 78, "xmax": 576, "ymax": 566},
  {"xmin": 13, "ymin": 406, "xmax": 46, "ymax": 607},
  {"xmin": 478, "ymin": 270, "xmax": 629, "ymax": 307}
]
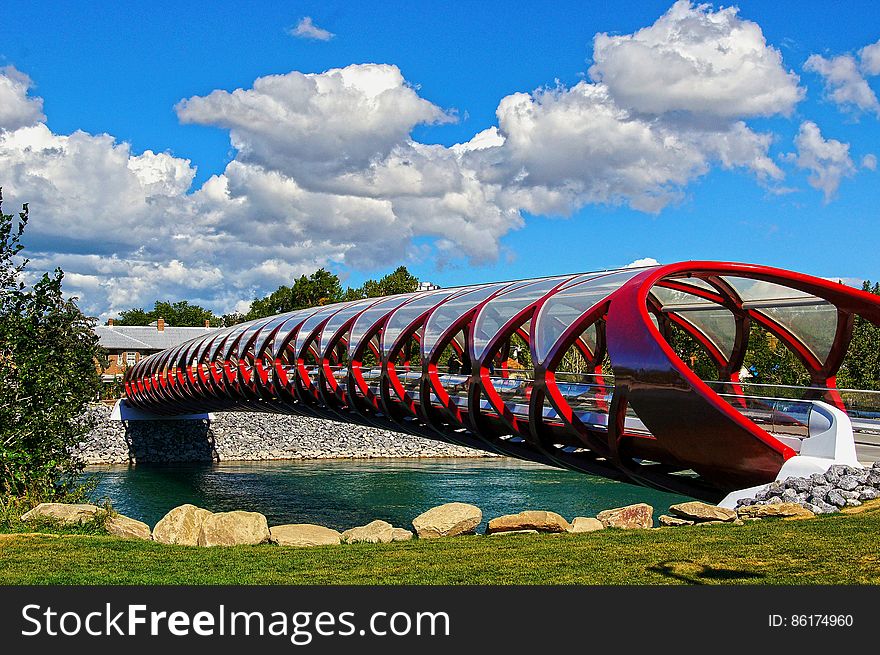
[{"xmin": 84, "ymin": 458, "xmax": 692, "ymax": 531}]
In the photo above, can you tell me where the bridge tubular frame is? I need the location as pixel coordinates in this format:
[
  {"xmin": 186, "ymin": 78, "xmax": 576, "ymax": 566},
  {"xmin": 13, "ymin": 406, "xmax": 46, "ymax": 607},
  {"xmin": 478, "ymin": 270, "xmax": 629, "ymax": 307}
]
[{"xmin": 124, "ymin": 261, "xmax": 880, "ymax": 501}]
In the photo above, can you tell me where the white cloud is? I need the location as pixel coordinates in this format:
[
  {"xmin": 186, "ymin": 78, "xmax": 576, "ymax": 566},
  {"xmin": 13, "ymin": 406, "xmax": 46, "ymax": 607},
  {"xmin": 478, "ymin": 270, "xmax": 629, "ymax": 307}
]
[
  {"xmin": 289, "ymin": 16, "xmax": 334, "ymax": 41},
  {"xmin": 589, "ymin": 0, "xmax": 803, "ymax": 118},
  {"xmin": 821, "ymin": 276, "xmax": 865, "ymax": 289},
  {"xmin": 0, "ymin": 123, "xmax": 196, "ymax": 244},
  {"xmin": 467, "ymin": 79, "xmax": 783, "ymax": 216},
  {"xmin": 0, "ymin": 3, "xmax": 825, "ymax": 319},
  {"xmin": 786, "ymin": 121, "xmax": 857, "ymax": 202},
  {"xmin": 0, "ymin": 66, "xmax": 45, "ymax": 131},
  {"xmin": 625, "ymin": 257, "xmax": 661, "ymax": 268},
  {"xmin": 805, "ymin": 53, "xmax": 880, "ymax": 116},
  {"xmin": 175, "ymin": 64, "xmax": 453, "ymax": 185},
  {"xmin": 863, "ymin": 153, "xmax": 877, "ymax": 170},
  {"xmin": 859, "ymin": 38, "xmax": 880, "ymax": 76}
]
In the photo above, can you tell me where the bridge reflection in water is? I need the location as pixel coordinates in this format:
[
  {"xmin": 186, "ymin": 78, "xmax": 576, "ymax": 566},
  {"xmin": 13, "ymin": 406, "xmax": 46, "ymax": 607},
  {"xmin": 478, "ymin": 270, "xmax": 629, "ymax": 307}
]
[{"xmin": 123, "ymin": 262, "xmax": 880, "ymax": 501}]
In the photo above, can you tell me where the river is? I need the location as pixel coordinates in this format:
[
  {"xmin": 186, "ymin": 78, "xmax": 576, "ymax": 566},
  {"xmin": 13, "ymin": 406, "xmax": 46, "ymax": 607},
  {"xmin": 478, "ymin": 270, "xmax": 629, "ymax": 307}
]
[{"xmin": 84, "ymin": 458, "xmax": 692, "ymax": 531}]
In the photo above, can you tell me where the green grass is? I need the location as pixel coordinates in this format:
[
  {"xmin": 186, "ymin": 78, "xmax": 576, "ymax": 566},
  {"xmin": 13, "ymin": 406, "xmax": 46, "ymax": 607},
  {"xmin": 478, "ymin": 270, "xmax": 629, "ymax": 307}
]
[
  {"xmin": 0, "ymin": 496, "xmax": 113, "ymax": 537},
  {"xmin": 2, "ymin": 504, "xmax": 879, "ymax": 585}
]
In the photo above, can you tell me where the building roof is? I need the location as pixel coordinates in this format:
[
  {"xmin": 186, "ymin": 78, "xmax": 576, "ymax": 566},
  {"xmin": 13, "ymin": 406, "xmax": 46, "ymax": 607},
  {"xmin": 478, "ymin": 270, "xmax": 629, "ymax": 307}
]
[{"xmin": 94, "ymin": 325, "xmax": 219, "ymax": 351}]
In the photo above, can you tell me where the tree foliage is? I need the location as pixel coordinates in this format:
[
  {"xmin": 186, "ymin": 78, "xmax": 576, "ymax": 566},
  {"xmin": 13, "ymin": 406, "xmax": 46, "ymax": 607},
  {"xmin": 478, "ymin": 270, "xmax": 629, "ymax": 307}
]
[
  {"xmin": 0, "ymin": 190, "xmax": 102, "ymax": 498},
  {"xmin": 352, "ymin": 266, "xmax": 420, "ymax": 299},
  {"xmin": 243, "ymin": 266, "xmax": 419, "ymax": 322},
  {"xmin": 244, "ymin": 268, "xmax": 344, "ymax": 321},
  {"xmin": 838, "ymin": 281, "xmax": 880, "ymax": 390},
  {"xmin": 114, "ymin": 300, "xmax": 220, "ymax": 327}
]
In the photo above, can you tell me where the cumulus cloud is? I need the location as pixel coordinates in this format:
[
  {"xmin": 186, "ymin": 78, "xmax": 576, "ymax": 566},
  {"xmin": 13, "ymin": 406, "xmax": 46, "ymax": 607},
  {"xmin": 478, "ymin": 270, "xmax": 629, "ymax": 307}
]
[
  {"xmin": 0, "ymin": 3, "xmax": 821, "ymax": 318},
  {"xmin": 805, "ymin": 53, "xmax": 880, "ymax": 116},
  {"xmin": 859, "ymin": 38, "xmax": 880, "ymax": 76},
  {"xmin": 625, "ymin": 257, "xmax": 661, "ymax": 268},
  {"xmin": 289, "ymin": 16, "xmax": 334, "ymax": 41},
  {"xmin": 0, "ymin": 66, "xmax": 45, "ymax": 131},
  {"xmin": 588, "ymin": 0, "xmax": 803, "ymax": 118},
  {"xmin": 863, "ymin": 153, "xmax": 877, "ymax": 170},
  {"xmin": 786, "ymin": 121, "xmax": 856, "ymax": 202},
  {"xmin": 474, "ymin": 82, "xmax": 784, "ymax": 215},
  {"xmin": 0, "ymin": 124, "xmax": 196, "ymax": 246},
  {"xmin": 176, "ymin": 64, "xmax": 453, "ymax": 184}
]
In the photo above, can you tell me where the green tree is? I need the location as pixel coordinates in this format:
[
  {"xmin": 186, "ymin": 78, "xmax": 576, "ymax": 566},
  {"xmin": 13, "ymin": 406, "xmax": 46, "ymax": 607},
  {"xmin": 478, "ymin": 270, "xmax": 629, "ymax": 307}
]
[
  {"xmin": 114, "ymin": 300, "xmax": 220, "ymax": 327},
  {"xmin": 245, "ymin": 268, "xmax": 345, "ymax": 320},
  {"xmin": 0, "ymin": 190, "xmax": 102, "ymax": 498},
  {"xmin": 244, "ymin": 266, "xmax": 421, "ymax": 320},
  {"xmin": 339, "ymin": 266, "xmax": 420, "ymax": 301},
  {"xmin": 362, "ymin": 266, "xmax": 420, "ymax": 297},
  {"xmin": 664, "ymin": 321, "xmax": 719, "ymax": 380},
  {"xmin": 221, "ymin": 311, "xmax": 245, "ymax": 327},
  {"xmin": 837, "ymin": 281, "xmax": 880, "ymax": 391},
  {"xmin": 741, "ymin": 325, "xmax": 810, "ymax": 386}
]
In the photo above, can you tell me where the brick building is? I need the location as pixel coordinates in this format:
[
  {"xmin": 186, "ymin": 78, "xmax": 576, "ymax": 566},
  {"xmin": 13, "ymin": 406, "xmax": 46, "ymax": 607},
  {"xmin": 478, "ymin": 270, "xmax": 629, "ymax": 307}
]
[{"xmin": 95, "ymin": 318, "xmax": 218, "ymax": 383}]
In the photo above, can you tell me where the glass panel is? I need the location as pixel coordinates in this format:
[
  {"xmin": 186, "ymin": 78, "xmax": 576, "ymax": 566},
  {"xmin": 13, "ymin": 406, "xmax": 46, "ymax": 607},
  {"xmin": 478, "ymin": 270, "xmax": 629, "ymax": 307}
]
[
  {"xmin": 435, "ymin": 372, "xmax": 470, "ymax": 410},
  {"xmin": 651, "ymin": 285, "xmax": 716, "ymax": 309},
  {"xmin": 472, "ymin": 276, "xmax": 572, "ymax": 359},
  {"xmin": 676, "ymin": 307, "xmax": 737, "ymax": 359},
  {"xmin": 221, "ymin": 322, "xmax": 255, "ymax": 359},
  {"xmin": 267, "ymin": 309, "xmax": 322, "ymax": 359},
  {"xmin": 534, "ymin": 269, "xmax": 643, "ymax": 364},
  {"xmin": 294, "ymin": 302, "xmax": 356, "ymax": 356},
  {"xmin": 207, "ymin": 327, "xmax": 237, "ymax": 361},
  {"xmin": 758, "ymin": 304, "xmax": 839, "ymax": 362},
  {"xmin": 579, "ymin": 322, "xmax": 598, "ymax": 356},
  {"xmin": 718, "ymin": 393, "xmax": 812, "ymax": 440},
  {"xmin": 194, "ymin": 335, "xmax": 217, "ymax": 367},
  {"xmin": 486, "ymin": 374, "xmax": 535, "ymax": 418},
  {"xmin": 252, "ymin": 311, "xmax": 303, "ymax": 358},
  {"xmin": 349, "ymin": 294, "xmax": 412, "ymax": 353},
  {"xmin": 721, "ymin": 276, "xmax": 837, "ymax": 363},
  {"xmin": 236, "ymin": 318, "xmax": 276, "ymax": 359},
  {"xmin": 722, "ymin": 277, "xmax": 815, "ymax": 304},
  {"xmin": 422, "ymin": 282, "xmax": 521, "ymax": 356},
  {"xmin": 663, "ymin": 276, "xmax": 717, "ymax": 291},
  {"xmin": 317, "ymin": 298, "xmax": 377, "ymax": 356},
  {"xmin": 381, "ymin": 289, "xmax": 462, "ymax": 356}
]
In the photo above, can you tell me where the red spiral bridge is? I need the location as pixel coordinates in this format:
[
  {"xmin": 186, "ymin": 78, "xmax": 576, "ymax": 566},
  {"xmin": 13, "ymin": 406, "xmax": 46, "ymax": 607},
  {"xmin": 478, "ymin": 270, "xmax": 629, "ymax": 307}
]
[{"xmin": 123, "ymin": 262, "xmax": 880, "ymax": 501}]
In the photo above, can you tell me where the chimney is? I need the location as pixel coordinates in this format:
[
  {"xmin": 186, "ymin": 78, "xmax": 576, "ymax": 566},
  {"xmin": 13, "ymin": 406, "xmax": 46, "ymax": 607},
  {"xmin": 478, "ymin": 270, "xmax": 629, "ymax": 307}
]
[
  {"xmin": 205, "ymin": 319, "xmax": 211, "ymax": 328},
  {"xmin": 107, "ymin": 318, "xmax": 114, "ymax": 327},
  {"xmin": 157, "ymin": 317, "xmax": 165, "ymax": 332}
]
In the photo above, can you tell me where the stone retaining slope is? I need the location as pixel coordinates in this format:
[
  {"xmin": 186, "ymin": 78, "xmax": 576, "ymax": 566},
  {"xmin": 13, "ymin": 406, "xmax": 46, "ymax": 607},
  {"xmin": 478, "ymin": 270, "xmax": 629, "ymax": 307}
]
[{"xmin": 77, "ymin": 404, "xmax": 493, "ymax": 465}]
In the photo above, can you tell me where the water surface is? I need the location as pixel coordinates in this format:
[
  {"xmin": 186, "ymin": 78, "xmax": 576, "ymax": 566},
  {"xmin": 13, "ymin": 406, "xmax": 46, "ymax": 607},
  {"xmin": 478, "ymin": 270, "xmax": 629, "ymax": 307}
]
[{"xmin": 85, "ymin": 458, "xmax": 691, "ymax": 531}]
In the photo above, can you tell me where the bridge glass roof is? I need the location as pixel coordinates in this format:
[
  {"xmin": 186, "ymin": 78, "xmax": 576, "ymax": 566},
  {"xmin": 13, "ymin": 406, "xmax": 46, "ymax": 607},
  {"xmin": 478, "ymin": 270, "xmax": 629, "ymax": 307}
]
[
  {"xmin": 534, "ymin": 268, "xmax": 646, "ymax": 364},
  {"xmin": 650, "ymin": 285, "xmax": 736, "ymax": 359},
  {"xmin": 758, "ymin": 303, "xmax": 839, "ymax": 363},
  {"xmin": 380, "ymin": 288, "xmax": 460, "ymax": 357},
  {"xmin": 318, "ymin": 298, "xmax": 378, "ymax": 357},
  {"xmin": 471, "ymin": 276, "xmax": 572, "ymax": 360},
  {"xmin": 422, "ymin": 282, "xmax": 517, "ymax": 356},
  {"xmin": 722, "ymin": 276, "xmax": 838, "ymax": 363},
  {"xmin": 294, "ymin": 302, "xmax": 357, "ymax": 356},
  {"xmin": 267, "ymin": 309, "xmax": 320, "ymax": 359},
  {"xmin": 348, "ymin": 294, "xmax": 412, "ymax": 354},
  {"xmin": 251, "ymin": 312, "xmax": 299, "ymax": 358}
]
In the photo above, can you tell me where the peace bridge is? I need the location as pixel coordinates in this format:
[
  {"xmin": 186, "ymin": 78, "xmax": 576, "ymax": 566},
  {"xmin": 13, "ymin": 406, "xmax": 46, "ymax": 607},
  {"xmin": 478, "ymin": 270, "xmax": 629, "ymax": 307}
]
[{"xmin": 122, "ymin": 261, "xmax": 880, "ymax": 503}]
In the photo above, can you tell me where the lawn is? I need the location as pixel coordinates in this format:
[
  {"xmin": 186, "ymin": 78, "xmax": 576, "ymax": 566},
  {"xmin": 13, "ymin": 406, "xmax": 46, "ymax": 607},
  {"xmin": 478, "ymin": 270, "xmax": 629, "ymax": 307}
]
[{"xmin": 1, "ymin": 502, "xmax": 879, "ymax": 585}]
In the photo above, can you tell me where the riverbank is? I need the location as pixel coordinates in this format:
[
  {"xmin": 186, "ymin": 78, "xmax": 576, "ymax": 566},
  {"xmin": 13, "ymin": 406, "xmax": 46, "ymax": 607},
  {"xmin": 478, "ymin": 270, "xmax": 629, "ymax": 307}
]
[
  {"xmin": 77, "ymin": 404, "xmax": 492, "ymax": 464},
  {"xmin": 3, "ymin": 501, "xmax": 879, "ymax": 584}
]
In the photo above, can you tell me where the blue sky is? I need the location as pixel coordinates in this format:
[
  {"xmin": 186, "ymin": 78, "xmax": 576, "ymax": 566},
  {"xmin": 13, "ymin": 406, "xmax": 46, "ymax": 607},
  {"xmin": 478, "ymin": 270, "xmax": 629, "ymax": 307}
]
[{"xmin": 0, "ymin": 1, "xmax": 878, "ymax": 317}]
